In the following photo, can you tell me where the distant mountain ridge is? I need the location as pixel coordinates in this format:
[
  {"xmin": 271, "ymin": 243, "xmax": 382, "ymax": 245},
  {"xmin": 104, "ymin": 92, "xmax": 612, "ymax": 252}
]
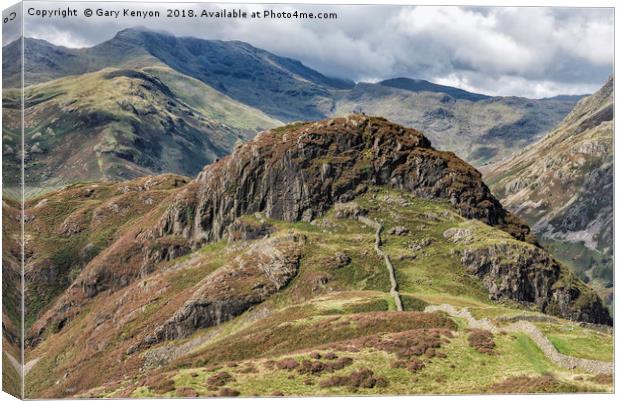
[
  {"xmin": 2, "ymin": 28, "xmax": 584, "ymax": 187},
  {"xmin": 332, "ymin": 82, "xmax": 580, "ymax": 164},
  {"xmin": 4, "ymin": 29, "xmax": 354, "ymax": 121},
  {"xmin": 379, "ymin": 77, "xmax": 490, "ymax": 101}
]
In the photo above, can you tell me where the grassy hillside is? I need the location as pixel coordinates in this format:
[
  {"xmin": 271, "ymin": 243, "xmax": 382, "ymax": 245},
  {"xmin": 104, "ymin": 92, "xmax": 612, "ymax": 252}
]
[
  {"xmin": 143, "ymin": 65, "xmax": 281, "ymax": 132},
  {"xmin": 24, "ymin": 188, "xmax": 613, "ymax": 397}
]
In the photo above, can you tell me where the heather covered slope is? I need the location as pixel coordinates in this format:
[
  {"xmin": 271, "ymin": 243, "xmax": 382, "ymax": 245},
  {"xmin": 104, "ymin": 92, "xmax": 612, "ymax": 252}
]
[
  {"xmin": 484, "ymin": 77, "xmax": 614, "ymax": 306},
  {"xmin": 22, "ymin": 174, "xmax": 190, "ymax": 329},
  {"xmin": 2, "ymin": 197, "xmax": 22, "ymax": 397},
  {"xmin": 22, "ymin": 116, "xmax": 612, "ymax": 397}
]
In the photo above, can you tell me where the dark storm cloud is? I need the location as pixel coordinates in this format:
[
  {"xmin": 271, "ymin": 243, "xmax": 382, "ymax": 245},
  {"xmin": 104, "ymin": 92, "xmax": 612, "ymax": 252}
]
[{"xmin": 21, "ymin": 2, "xmax": 613, "ymax": 98}]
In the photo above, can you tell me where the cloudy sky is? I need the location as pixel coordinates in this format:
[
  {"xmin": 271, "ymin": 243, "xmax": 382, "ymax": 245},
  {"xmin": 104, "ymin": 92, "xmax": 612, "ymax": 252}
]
[{"xmin": 16, "ymin": 2, "xmax": 614, "ymax": 98}]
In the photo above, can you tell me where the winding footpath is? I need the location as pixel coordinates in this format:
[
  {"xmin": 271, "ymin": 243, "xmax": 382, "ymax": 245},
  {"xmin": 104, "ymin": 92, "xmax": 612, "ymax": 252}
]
[
  {"xmin": 425, "ymin": 304, "xmax": 613, "ymax": 375},
  {"xmin": 358, "ymin": 216, "xmax": 403, "ymax": 311}
]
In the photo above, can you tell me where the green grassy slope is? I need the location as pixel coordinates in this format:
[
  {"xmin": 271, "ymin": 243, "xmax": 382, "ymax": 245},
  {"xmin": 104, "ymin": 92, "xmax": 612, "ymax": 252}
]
[
  {"xmin": 2, "ymin": 66, "xmax": 279, "ymax": 194},
  {"xmin": 144, "ymin": 66, "xmax": 281, "ymax": 133}
]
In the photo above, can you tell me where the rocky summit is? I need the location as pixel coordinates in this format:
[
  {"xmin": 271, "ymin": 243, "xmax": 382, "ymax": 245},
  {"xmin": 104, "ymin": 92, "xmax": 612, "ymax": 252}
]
[
  {"xmin": 154, "ymin": 114, "xmax": 531, "ymax": 245},
  {"xmin": 15, "ymin": 116, "xmax": 613, "ymax": 398}
]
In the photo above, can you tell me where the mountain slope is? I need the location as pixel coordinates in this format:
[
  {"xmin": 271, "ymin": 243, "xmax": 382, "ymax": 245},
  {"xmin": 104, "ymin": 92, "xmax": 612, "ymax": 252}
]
[
  {"xmin": 27, "ymin": 189, "xmax": 614, "ymax": 398},
  {"xmin": 333, "ymin": 83, "xmax": 579, "ymax": 165},
  {"xmin": 22, "ymin": 116, "xmax": 611, "ymax": 398},
  {"xmin": 484, "ymin": 77, "xmax": 613, "ymax": 304},
  {"xmin": 4, "ymin": 30, "xmax": 354, "ymax": 121},
  {"xmin": 142, "ymin": 65, "xmax": 281, "ymax": 132},
  {"xmin": 100, "ymin": 29, "xmax": 354, "ymax": 121},
  {"xmin": 3, "ymin": 66, "xmax": 280, "ymax": 194},
  {"xmin": 2, "ymin": 197, "xmax": 22, "ymax": 397}
]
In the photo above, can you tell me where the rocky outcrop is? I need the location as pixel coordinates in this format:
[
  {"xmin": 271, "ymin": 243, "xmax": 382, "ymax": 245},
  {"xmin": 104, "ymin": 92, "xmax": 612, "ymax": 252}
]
[
  {"xmin": 460, "ymin": 243, "xmax": 612, "ymax": 325},
  {"xmin": 150, "ymin": 115, "xmax": 530, "ymax": 248},
  {"xmin": 225, "ymin": 216, "xmax": 275, "ymax": 242},
  {"xmin": 140, "ymin": 234, "xmax": 304, "ymax": 348},
  {"xmin": 443, "ymin": 227, "xmax": 474, "ymax": 244},
  {"xmin": 78, "ymin": 116, "xmax": 528, "ymax": 304}
]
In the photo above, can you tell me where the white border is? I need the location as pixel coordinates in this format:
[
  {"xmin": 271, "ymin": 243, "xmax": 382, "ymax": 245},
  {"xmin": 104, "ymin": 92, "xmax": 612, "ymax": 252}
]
[{"xmin": 0, "ymin": 1, "xmax": 616, "ymax": 401}]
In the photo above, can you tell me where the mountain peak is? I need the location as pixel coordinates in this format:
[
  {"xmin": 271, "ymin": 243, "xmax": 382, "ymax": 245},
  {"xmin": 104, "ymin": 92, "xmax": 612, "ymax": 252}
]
[
  {"xmin": 158, "ymin": 114, "xmax": 528, "ymax": 244},
  {"xmin": 112, "ymin": 26, "xmax": 176, "ymax": 43}
]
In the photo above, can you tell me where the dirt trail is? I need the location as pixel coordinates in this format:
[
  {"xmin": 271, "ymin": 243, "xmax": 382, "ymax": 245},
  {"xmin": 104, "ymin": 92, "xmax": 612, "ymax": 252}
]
[
  {"xmin": 425, "ymin": 304, "xmax": 613, "ymax": 375},
  {"xmin": 358, "ymin": 216, "xmax": 403, "ymax": 311}
]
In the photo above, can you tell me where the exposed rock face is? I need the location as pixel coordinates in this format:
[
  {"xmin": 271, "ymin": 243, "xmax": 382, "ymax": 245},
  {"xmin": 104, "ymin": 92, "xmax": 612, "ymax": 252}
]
[
  {"xmin": 151, "ymin": 115, "xmax": 530, "ymax": 248},
  {"xmin": 225, "ymin": 217, "xmax": 275, "ymax": 242},
  {"xmin": 461, "ymin": 243, "xmax": 612, "ymax": 325},
  {"xmin": 145, "ymin": 234, "xmax": 304, "ymax": 345},
  {"xmin": 443, "ymin": 228, "xmax": 473, "ymax": 244}
]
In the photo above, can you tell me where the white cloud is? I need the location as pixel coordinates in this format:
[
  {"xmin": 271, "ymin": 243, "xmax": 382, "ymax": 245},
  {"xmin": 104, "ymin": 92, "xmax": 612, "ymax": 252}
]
[
  {"xmin": 29, "ymin": 26, "xmax": 92, "ymax": 48},
  {"xmin": 434, "ymin": 72, "xmax": 600, "ymax": 98},
  {"xmin": 396, "ymin": 7, "xmax": 537, "ymax": 75},
  {"xmin": 555, "ymin": 16, "xmax": 614, "ymax": 66}
]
